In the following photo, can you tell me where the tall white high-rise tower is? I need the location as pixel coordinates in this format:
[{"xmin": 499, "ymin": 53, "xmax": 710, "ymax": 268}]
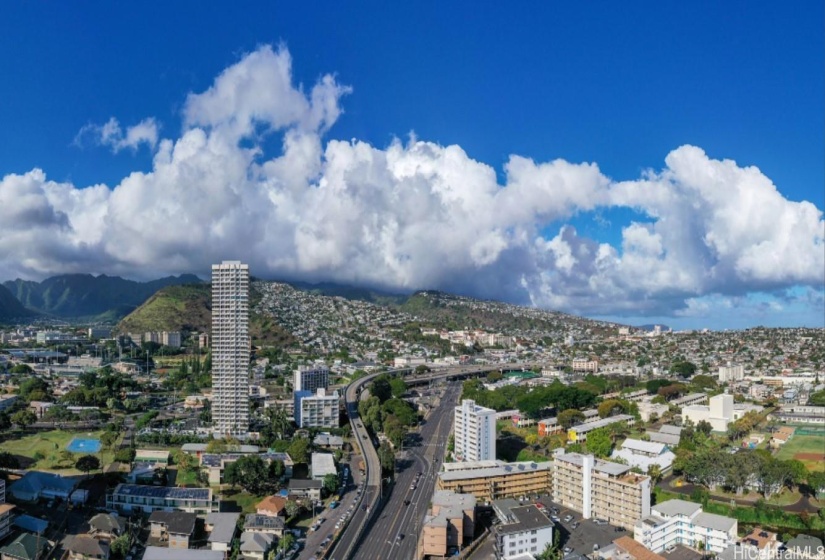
[{"xmin": 211, "ymin": 261, "xmax": 250, "ymax": 436}]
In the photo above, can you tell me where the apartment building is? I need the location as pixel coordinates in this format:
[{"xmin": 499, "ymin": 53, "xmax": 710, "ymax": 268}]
[
  {"xmin": 682, "ymin": 393, "xmax": 735, "ymax": 432},
  {"xmin": 421, "ymin": 490, "xmax": 476, "ymax": 557},
  {"xmin": 437, "ymin": 461, "xmax": 552, "ymax": 503},
  {"xmin": 454, "ymin": 399, "xmax": 497, "ymax": 462},
  {"xmin": 0, "ymin": 480, "xmax": 13, "ymax": 541},
  {"xmin": 633, "ymin": 499, "xmax": 737, "ymax": 553},
  {"xmin": 107, "ymin": 484, "xmax": 218, "ymax": 514},
  {"xmin": 295, "ymin": 388, "xmax": 340, "ymax": 428},
  {"xmin": 293, "ymin": 365, "xmax": 330, "ymax": 393},
  {"xmin": 718, "ymin": 364, "xmax": 744, "ymax": 383},
  {"xmin": 493, "ymin": 499, "xmax": 553, "ymax": 560},
  {"xmin": 211, "ymin": 261, "xmax": 250, "ymax": 437},
  {"xmin": 553, "ymin": 453, "xmax": 651, "ymax": 530},
  {"xmin": 161, "ymin": 331, "xmax": 182, "ymax": 348},
  {"xmin": 572, "ymin": 358, "xmax": 599, "ymax": 372},
  {"xmin": 568, "ymin": 414, "xmax": 635, "ymax": 442}
]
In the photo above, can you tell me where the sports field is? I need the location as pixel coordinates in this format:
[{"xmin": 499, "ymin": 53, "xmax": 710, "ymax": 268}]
[{"xmin": 775, "ymin": 433, "xmax": 825, "ymax": 472}]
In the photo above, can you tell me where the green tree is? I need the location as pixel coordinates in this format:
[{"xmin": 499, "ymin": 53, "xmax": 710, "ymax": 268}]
[
  {"xmin": 110, "ymin": 534, "xmax": 130, "ymax": 559},
  {"xmin": 597, "ymin": 399, "xmax": 622, "ymax": 418},
  {"xmin": 370, "ymin": 375, "xmax": 392, "ymax": 402},
  {"xmin": 0, "ymin": 452, "xmax": 20, "ymax": 469},
  {"xmin": 10, "ymin": 409, "xmax": 36, "ymax": 428},
  {"xmin": 323, "ymin": 473, "xmax": 339, "ymax": 496},
  {"xmin": 671, "ymin": 361, "xmax": 697, "ymax": 378},
  {"xmin": 557, "ymin": 409, "xmax": 585, "ymax": 429},
  {"xmin": 100, "ymin": 431, "xmax": 119, "ymax": 450},
  {"xmin": 647, "ymin": 464, "xmax": 663, "ymax": 485},
  {"xmin": 269, "ymin": 459, "xmax": 285, "ymax": 480},
  {"xmin": 585, "ymin": 427, "xmax": 613, "ymax": 457},
  {"xmin": 287, "ymin": 437, "xmax": 311, "ymax": 464},
  {"xmin": 224, "ymin": 455, "xmax": 269, "ymax": 494},
  {"xmin": 389, "ymin": 377, "xmax": 407, "ymax": 398},
  {"xmin": 377, "ymin": 441, "xmax": 395, "ymax": 476},
  {"xmin": 284, "ymin": 500, "xmax": 303, "ymax": 518},
  {"xmin": 278, "ymin": 533, "xmax": 296, "ymax": 553},
  {"xmin": 76, "ymin": 454, "xmax": 101, "ymax": 477}
]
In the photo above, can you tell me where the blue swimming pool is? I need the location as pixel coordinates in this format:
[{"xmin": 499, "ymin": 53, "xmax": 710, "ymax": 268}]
[{"xmin": 66, "ymin": 438, "xmax": 101, "ymax": 453}]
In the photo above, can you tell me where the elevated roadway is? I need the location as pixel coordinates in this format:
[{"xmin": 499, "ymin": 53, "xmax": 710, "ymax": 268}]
[{"xmin": 328, "ymin": 361, "xmax": 542, "ymax": 559}]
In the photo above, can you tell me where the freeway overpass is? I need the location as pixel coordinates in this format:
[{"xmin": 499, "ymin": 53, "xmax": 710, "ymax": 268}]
[{"xmin": 328, "ymin": 361, "xmax": 543, "ymax": 559}]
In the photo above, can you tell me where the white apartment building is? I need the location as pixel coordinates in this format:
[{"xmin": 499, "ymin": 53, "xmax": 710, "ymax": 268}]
[
  {"xmin": 718, "ymin": 364, "xmax": 744, "ymax": 383},
  {"xmin": 634, "ymin": 499, "xmax": 737, "ymax": 553},
  {"xmin": 493, "ymin": 500, "xmax": 553, "ymax": 560},
  {"xmin": 553, "ymin": 453, "xmax": 651, "ymax": 530},
  {"xmin": 454, "ymin": 399, "xmax": 497, "ymax": 462},
  {"xmin": 211, "ymin": 261, "xmax": 250, "ymax": 437},
  {"xmin": 295, "ymin": 388, "xmax": 340, "ymax": 429},
  {"xmin": 161, "ymin": 331, "xmax": 182, "ymax": 348},
  {"xmin": 572, "ymin": 358, "xmax": 599, "ymax": 372}
]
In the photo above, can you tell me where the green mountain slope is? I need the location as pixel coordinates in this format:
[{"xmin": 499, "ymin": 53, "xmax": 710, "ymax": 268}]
[
  {"xmin": 3, "ymin": 273, "xmax": 202, "ymax": 319},
  {"xmin": 117, "ymin": 283, "xmax": 296, "ymax": 348},
  {"xmin": 0, "ymin": 283, "xmax": 36, "ymax": 322}
]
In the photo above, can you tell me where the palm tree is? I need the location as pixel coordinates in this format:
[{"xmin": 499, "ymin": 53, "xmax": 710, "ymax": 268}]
[{"xmin": 647, "ymin": 464, "xmax": 663, "ymax": 485}]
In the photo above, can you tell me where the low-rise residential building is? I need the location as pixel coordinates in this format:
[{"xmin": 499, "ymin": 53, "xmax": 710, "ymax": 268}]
[
  {"xmin": 0, "ymin": 532, "xmax": 48, "ymax": 560},
  {"xmin": 740, "ymin": 527, "xmax": 782, "ymax": 560},
  {"xmin": 65, "ymin": 535, "xmax": 109, "ymax": 560},
  {"xmin": 149, "ymin": 511, "xmax": 197, "ymax": 549},
  {"xmin": 597, "ymin": 536, "xmax": 666, "ymax": 560},
  {"xmin": 311, "ymin": 453, "xmax": 337, "ymax": 481},
  {"xmin": 633, "ymin": 499, "xmax": 737, "ymax": 553},
  {"xmin": 537, "ymin": 417, "xmax": 563, "ymax": 437},
  {"xmin": 421, "ymin": 490, "xmax": 476, "ymax": 558},
  {"xmin": 568, "ymin": 415, "xmax": 635, "ymax": 442},
  {"xmin": 611, "ymin": 439, "xmax": 675, "ymax": 473},
  {"xmin": 313, "ymin": 433, "xmax": 344, "ymax": 449},
  {"xmin": 88, "ymin": 513, "xmax": 126, "ymax": 541},
  {"xmin": 255, "ymin": 495, "xmax": 288, "ymax": 517},
  {"xmin": 205, "ymin": 512, "xmax": 240, "ymax": 553},
  {"xmin": 107, "ymin": 484, "xmax": 217, "ymax": 514},
  {"xmin": 142, "ymin": 547, "xmax": 223, "ymax": 560},
  {"xmin": 240, "ymin": 531, "xmax": 275, "ymax": 560},
  {"xmin": 553, "ymin": 453, "xmax": 651, "ymax": 530},
  {"xmin": 243, "ymin": 514, "xmax": 285, "ymax": 536},
  {"xmin": 637, "ymin": 402, "xmax": 669, "ymax": 423},
  {"xmin": 492, "ymin": 499, "xmax": 553, "ymax": 560},
  {"xmin": 287, "ymin": 479, "xmax": 323, "ymax": 501},
  {"xmin": 436, "ymin": 460, "xmax": 553, "ymax": 502},
  {"xmin": 784, "ymin": 534, "xmax": 825, "ymax": 560}
]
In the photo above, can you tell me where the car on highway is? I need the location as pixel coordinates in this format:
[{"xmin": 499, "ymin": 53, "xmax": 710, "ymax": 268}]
[{"xmin": 403, "ymin": 499, "xmax": 410, "ymax": 506}]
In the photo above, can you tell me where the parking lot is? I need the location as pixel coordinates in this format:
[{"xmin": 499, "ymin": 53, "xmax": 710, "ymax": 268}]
[{"xmin": 534, "ymin": 499, "xmax": 630, "ymax": 557}]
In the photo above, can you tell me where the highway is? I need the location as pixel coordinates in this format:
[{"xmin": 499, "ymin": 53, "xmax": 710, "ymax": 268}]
[
  {"xmin": 329, "ymin": 361, "xmax": 542, "ymax": 559},
  {"xmin": 360, "ymin": 381, "xmax": 461, "ymax": 560}
]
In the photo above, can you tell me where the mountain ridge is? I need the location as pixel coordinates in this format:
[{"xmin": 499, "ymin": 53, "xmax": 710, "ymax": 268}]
[{"xmin": 2, "ymin": 273, "xmax": 203, "ymax": 320}]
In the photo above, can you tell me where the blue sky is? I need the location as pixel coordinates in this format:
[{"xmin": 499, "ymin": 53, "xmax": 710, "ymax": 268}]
[{"xmin": 0, "ymin": 2, "xmax": 822, "ymax": 330}]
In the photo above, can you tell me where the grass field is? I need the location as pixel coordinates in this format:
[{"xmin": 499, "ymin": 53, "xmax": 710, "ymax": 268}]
[
  {"xmin": 774, "ymin": 434, "xmax": 825, "ymax": 472},
  {"xmin": 0, "ymin": 429, "xmax": 115, "ymax": 473}
]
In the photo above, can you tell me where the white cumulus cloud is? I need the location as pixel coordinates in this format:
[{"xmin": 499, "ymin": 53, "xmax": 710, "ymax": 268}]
[
  {"xmin": 75, "ymin": 116, "xmax": 159, "ymax": 153},
  {"xmin": 2, "ymin": 44, "xmax": 823, "ymax": 324}
]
